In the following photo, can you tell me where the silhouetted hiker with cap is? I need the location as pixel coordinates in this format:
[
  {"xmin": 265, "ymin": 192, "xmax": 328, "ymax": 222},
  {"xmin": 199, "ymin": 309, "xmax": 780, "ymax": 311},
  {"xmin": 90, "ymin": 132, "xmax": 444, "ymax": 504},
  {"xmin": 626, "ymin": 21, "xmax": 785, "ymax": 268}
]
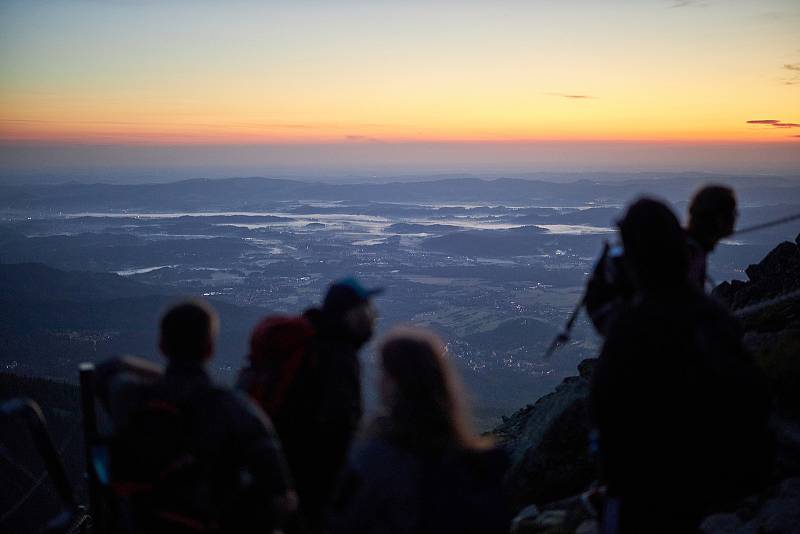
[
  {"xmin": 329, "ymin": 327, "xmax": 510, "ymax": 534},
  {"xmin": 590, "ymin": 199, "xmax": 771, "ymax": 533},
  {"xmin": 304, "ymin": 277, "xmax": 380, "ymax": 529},
  {"xmin": 240, "ymin": 277, "xmax": 381, "ymax": 532},
  {"xmin": 95, "ymin": 299, "xmax": 296, "ymax": 534},
  {"xmin": 585, "ymin": 184, "xmax": 738, "ymax": 336}
]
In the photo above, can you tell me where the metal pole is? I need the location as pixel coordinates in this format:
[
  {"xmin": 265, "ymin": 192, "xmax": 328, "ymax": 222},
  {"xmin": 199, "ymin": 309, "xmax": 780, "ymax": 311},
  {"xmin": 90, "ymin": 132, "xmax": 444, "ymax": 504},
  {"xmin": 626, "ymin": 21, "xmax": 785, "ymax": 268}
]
[
  {"xmin": 731, "ymin": 211, "xmax": 800, "ymax": 237},
  {"xmin": 543, "ymin": 292, "xmax": 586, "ymax": 359},
  {"xmin": 0, "ymin": 398, "xmax": 91, "ymax": 533},
  {"xmin": 79, "ymin": 362, "xmax": 104, "ymax": 534},
  {"xmin": 0, "ymin": 398, "xmax": 75, "ymax": 509}
]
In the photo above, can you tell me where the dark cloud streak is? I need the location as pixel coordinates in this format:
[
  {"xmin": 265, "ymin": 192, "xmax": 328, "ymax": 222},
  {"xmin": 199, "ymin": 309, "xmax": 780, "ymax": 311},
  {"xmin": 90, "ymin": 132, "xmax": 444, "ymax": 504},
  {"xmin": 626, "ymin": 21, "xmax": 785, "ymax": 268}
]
[
  {"xmin": 345, "ymin": 135, "xmax": 381, "ymax": 143},
  {"xmin": 668, "ymin": 0, "xmax": 709, "ymax": 8},
  {"xmin": 782, "ymin": 63, "xmax": 800, "ymax": 85},
  {"xmin": 747, "ymin": 119, "xmax": 800, "ymax": 130},
  {"xmin": 546, "ymin": 93, "xmax": 596, "ymax": 100}
]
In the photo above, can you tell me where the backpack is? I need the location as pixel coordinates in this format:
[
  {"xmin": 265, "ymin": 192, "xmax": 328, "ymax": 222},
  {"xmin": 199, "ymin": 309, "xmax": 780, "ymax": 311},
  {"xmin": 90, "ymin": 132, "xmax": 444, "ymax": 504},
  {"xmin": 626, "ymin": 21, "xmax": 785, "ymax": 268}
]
[
  {"xmin": 108, "ymin": 386, "xmax": 224, "ymax": 534},
  {"xmin": 240, "ymin": 315, "xmax": 319, "ymax": 424}
]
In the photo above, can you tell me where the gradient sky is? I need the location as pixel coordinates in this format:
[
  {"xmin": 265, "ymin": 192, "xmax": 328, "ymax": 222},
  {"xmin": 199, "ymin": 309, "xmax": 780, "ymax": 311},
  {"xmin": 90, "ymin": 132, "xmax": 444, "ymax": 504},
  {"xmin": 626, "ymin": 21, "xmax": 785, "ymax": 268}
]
[{"xmin": 0, "ymin": 0, "xmax": 798, "ymax": 178}]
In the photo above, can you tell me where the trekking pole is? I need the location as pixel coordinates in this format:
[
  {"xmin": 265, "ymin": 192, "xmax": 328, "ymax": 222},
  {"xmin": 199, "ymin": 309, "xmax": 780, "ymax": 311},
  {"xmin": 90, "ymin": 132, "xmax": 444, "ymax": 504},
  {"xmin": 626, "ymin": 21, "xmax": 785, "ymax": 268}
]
[
  {"xmin": 79, "ymin": 363, "xmax": 106, "ymax": 534},
  {"xmin": 541, "ymin": 211, "xmax": 800, "ymax": 359},
  {"xmin": 542, "ymin": 291, "xmax": 587, "ymax": 359},
  {"xmin": 542, "ymin": 242, "xmax": 611, "ymax": 359}
]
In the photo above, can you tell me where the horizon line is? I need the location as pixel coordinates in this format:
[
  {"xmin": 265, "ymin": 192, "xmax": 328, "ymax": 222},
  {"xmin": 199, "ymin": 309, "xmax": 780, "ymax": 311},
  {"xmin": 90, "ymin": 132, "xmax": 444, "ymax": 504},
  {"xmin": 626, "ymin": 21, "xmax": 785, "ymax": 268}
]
[{"xmin": 2, "ymin": 138, "xmax": 800, "ymax": 148}]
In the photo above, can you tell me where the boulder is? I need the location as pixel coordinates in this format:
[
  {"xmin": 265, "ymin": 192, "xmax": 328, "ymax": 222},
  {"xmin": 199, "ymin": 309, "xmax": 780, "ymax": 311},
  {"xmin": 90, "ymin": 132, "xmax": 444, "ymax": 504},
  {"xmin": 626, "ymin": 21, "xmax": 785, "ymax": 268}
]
[
  {"xmin": 700, "ymin": 478, "xmax": 800, "ymax": 534},
  {"xmin": 493, "ymin": 359, "xmax": 597, "ymax": 510},
  {"xmin": 712, "ymin": 233, "xmax": 800, "ymax": 311}
]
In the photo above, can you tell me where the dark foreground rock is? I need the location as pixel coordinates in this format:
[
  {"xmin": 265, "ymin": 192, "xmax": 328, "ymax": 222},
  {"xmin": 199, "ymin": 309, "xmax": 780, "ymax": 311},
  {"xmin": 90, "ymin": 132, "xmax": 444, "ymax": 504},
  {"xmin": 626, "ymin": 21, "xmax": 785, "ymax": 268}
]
[
  {"xmin": 493, "ymin": 359, "xmax": 596, "ymax": 510},
  {"xmin": 712, "ymin": 233, "xmax": 800, "ymax": 312},
  {"xmin": 700, "ymin": 478, "xmax": 800, "ymax": 534},
  {"xmin": 715, "ymin": 234, "xmax": 800, "ymax": 420}
]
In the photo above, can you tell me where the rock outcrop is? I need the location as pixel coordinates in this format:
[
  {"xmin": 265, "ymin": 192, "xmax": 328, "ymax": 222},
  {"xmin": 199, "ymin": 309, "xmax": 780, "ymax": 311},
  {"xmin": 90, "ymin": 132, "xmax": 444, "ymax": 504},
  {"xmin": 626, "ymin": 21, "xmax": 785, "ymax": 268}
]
[
  {"xmin": 714, "ymin": 234, "xmax": 800, "ymax": 421},
  {"xmin": 700, "ymin": 478, "xmax": 800, "ymax": 534},
  {"xmin": 493, "ymin": 359, "xmax": 596, "ymax": 510},
  {"xmin": 713, "ymin": 234, "xmax": 800, "ymax": 312}
]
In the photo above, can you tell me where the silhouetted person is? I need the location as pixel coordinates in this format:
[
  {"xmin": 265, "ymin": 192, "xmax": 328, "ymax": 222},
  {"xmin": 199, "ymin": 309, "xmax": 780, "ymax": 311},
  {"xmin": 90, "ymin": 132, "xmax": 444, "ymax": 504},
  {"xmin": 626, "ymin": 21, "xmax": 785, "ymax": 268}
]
[
  {"xmin": 96, "ymin": 299, "xmax": 295, "ymax": 534},
  {"xmin": 238, "ymin": 314, "xmax": 316, "ymax": 534},
  {"xmin": 330, "ymin": 328, "xmax": 510, "ymax": 534},
  {"xmin": 586, "ymin": 184, "xmax": 738, "ymax": 336},
  {"xmin": 239, "ymin": 278, "xmax": 380, "ymax": 532},
  {"xmin": 686, "ymin": 184, "xmax": 737, "ymax": 290},
  {"xmin": 590, "ymin": 199, "xmax": 771, "ymax": 533},
  {"xmin": 305, "ymin": 277, "xmax": 380, "ymax": 529}
]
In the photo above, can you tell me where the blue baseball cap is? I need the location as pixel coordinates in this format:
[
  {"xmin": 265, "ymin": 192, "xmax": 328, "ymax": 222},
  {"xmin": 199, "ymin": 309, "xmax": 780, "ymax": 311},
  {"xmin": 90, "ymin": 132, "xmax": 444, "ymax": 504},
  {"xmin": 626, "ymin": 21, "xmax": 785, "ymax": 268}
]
[{"xmin": 323, "ymin": 277, "xmax": 384, "ymax": 314}]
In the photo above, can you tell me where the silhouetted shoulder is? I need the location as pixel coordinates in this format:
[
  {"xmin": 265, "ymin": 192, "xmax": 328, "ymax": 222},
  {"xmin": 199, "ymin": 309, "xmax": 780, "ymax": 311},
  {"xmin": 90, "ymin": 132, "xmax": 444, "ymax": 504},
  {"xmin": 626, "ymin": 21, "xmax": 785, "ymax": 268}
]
[{"xmin": 207, "ymin": 386, "xmax": 279, "ymax": 437}]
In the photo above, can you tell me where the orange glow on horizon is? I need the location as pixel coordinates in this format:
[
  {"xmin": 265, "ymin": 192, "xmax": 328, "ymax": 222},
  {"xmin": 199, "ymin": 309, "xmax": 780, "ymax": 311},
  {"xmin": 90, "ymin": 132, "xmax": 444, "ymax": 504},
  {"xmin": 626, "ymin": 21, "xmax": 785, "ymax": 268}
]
[
  {"xmin": 1, "ymin": 1, "xmax": 798, "ymax": 147},
  {"xmin": 2, "ymin": 122, "xmax": 798, "ymax": 145},
  {"xmin": 2, "ymin": 134, "xmax": 798, "ymax": 145}
]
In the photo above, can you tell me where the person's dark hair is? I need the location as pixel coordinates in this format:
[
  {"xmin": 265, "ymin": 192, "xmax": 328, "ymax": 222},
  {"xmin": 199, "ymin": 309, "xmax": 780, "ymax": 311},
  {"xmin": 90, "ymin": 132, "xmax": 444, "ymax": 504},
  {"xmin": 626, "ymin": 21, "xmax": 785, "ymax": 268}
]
[
  {"xmin": 159, "ymin": 299, "xmax": 218, "ymax": 362},
  {"xmin": 618, "ymin": 198, "xmax": 688, "ymax": 290},
  {"xmin": 689, "ymin": 185, "xmax": 736, "ymax": 225},
  {"xmin": 378, "ymin": 327, "xmax": 489, "ymax": 451},
  {"xmin": 688, "ymin": 185, "xmax": 737, "ymax": 248}
]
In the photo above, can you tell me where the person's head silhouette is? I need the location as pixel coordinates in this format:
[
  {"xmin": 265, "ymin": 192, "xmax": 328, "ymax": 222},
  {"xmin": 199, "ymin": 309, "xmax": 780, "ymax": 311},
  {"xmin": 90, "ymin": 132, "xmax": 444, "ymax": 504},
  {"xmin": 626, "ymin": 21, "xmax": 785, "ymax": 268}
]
[
  {"xmin": 618, "ymin": 198, "xmax": 688, "ymax": 291},
  {"xmin": 688, "ymin": 185, "xmax": 737, "ymax": 251},
  {"xmin": 159, "ymin": 300, "xmax": 219, "ymax": 363},
  {"xmin": 323, "ymin": 277, "xmax": 382, "ymax": 346}
]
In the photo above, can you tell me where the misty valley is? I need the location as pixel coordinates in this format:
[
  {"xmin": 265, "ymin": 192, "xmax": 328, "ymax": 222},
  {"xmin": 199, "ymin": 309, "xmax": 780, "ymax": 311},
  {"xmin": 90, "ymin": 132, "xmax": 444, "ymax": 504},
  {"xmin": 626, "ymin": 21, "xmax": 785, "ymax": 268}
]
[{"xmin": 1, "ymin": 175, "xmax": 799, "ymax": 426}]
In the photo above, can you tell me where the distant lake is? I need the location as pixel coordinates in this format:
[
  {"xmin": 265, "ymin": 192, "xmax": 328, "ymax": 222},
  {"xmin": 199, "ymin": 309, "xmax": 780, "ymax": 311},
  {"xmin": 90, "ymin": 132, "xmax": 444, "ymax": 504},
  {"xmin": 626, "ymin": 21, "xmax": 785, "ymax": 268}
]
[
  {"xmin": 539, "ymin": 224, "xmax": 615, "ymax": 235},
  {"xmin": 113, "ymin": 265, "xmax": 175, "ymax": 276},
  {"xmin": 68, "ymin": 210, "xmax": 614, "ymax": 235}
]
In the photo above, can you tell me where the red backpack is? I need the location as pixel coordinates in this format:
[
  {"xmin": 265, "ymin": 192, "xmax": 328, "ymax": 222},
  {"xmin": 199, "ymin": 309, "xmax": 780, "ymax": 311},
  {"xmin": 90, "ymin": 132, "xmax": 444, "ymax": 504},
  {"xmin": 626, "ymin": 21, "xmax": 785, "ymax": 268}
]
[{"xmin": 240, "ymin": 315, "xmax": 318, "ymax": 419}]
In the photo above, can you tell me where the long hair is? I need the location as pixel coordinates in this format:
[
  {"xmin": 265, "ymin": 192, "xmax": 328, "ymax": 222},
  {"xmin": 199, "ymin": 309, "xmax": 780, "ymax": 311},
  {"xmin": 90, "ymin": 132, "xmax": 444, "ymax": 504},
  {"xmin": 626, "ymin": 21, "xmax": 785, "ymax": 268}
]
[
  {"xmin": 618, "ymin": 198, "xmax": 688, "ymax": 290},
  {"xmin": 376, "ymin": 327, "xmax": 489, "ymax": 452}
]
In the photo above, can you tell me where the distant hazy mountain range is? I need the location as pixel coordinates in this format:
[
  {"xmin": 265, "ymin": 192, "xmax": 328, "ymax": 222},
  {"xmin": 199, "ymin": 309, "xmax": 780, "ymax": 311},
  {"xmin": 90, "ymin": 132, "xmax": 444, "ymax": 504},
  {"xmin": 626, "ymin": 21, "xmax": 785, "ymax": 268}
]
[{"xmin": 2, "ymin": 175, "xmax": 799, "ymax": 212}]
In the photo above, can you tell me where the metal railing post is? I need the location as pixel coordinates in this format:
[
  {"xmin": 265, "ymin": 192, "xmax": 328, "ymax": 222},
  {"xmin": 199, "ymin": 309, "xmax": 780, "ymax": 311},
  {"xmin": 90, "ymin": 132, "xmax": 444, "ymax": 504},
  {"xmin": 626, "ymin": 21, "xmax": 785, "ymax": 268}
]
[{"xmin": 79, "ymin": 362, "xmax": 105, "ymax": 534}]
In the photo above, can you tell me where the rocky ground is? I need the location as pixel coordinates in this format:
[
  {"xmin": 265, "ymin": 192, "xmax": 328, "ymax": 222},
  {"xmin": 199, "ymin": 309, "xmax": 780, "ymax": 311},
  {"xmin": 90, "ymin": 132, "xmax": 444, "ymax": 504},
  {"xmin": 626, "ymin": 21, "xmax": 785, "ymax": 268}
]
[{"xmin": 494, "ymin": 234, "xmax": 800, "ymax": 533}]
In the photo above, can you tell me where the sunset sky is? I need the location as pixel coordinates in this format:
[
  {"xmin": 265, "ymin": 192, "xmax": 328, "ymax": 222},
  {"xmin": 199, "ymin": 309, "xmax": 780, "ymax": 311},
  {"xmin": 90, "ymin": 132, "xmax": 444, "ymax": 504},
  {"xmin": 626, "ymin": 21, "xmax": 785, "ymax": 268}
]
[{"xmin": 0, "ymin": 0, "xmax": 798, "ymax": 178}]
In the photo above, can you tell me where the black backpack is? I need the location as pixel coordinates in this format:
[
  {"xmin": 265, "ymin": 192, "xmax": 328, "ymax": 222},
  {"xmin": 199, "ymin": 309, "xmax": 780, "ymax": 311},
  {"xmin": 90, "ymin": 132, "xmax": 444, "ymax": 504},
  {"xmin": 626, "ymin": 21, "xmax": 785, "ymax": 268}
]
[{"xmin": 108, "ymin": 386, "xmax": 224, "ymax": 534}]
